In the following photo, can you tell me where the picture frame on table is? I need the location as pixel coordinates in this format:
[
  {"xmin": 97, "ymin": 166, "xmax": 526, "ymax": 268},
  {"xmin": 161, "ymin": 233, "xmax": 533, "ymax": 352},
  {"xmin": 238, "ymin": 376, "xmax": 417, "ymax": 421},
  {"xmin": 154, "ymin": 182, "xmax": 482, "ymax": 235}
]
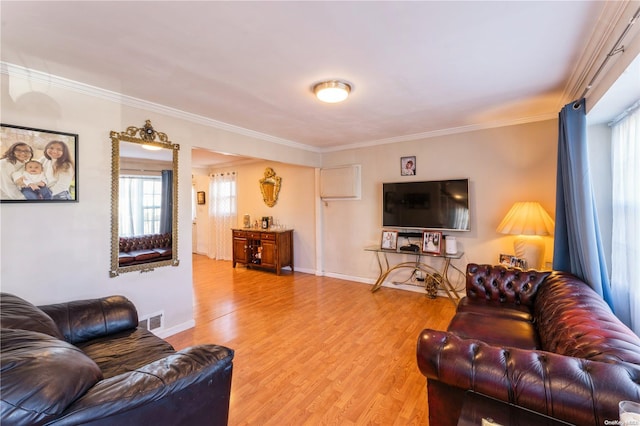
[
  {"xmin": 499, "ymin": 253, "xmax": 527, "ymax": 269},
  {"xmin": 0, "ymin": 123, "xmax": 78, "ymax": 203},
  {"xmin": 510, "ymin": 256, "xmax": 527, "ymax": 269},
  {"xmin": 381, "ymin": 230, "xmax": 399, "ymax": 250},
  {"xmin": 422, "ymin": 231, "xmax": 443, "ymax": 254}
]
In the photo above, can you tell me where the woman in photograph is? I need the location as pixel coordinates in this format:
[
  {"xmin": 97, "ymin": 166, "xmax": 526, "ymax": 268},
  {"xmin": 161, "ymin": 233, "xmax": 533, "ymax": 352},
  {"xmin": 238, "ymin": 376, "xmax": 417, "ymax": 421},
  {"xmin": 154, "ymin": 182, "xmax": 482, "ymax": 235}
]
[
  {"xmin": 41, "ymin": 140, "xmax": 74, "ymax": 200},
  {"xmin": 0, "ymin": 142, "xmax": 33, "ymax": 200}
]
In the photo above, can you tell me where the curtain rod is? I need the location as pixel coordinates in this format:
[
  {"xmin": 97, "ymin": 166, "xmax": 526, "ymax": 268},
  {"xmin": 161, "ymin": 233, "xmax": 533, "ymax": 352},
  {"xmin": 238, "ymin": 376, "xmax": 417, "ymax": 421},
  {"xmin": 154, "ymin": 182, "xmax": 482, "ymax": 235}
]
[
  {"xmin": 609, "ymin": 98, "xmax": 640, "ymax": 126},
  {"xmin": 580, "ymin": 5, "xmax": 640, "ymax": 99}
]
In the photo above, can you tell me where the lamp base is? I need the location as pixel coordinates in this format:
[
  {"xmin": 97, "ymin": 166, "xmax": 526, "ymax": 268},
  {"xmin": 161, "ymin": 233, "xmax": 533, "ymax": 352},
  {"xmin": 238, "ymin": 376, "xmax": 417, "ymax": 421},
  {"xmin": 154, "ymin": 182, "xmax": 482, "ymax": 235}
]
[{"xmin": 514, "ymin": 235, "xmax": 545, "ymax": 270}]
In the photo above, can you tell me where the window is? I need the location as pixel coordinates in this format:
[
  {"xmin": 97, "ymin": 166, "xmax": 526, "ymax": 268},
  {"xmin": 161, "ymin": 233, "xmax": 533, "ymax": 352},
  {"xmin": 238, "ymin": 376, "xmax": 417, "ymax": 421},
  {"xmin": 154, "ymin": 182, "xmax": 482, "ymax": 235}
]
[{"xmin": 119, "ymin": 175, "xmax": 162, "ymax": 237}]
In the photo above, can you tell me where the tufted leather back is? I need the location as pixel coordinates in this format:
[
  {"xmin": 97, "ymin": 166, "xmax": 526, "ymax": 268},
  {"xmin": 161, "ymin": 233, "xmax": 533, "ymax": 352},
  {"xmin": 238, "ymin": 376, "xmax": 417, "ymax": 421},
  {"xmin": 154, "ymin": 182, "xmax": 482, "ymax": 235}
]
[
  {"xmin": 465, "ymin": 263, "xmax": 550, "ymax": 307},
  {"xmin": 535, "ymin": 271, "xmax": 640, "ymax": 364},
  {"xmin": 119, "ymin": 233, "xmax": 171, "ymax": 253}
]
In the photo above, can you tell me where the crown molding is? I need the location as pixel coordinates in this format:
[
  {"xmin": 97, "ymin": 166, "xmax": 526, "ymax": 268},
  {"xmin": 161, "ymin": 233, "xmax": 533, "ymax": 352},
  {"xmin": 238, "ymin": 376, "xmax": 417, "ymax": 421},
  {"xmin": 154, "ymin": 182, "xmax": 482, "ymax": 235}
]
[
  {"xmin": 0, "ymin": 62, "xmax": 321, "ymax": 154},
  {"xmin": 2, "ymin": 61, "xmax": 556, "ymax": 155},
  {"xmin": 319, "ymin": 112, "xmax": 558, "ymax": 153}
]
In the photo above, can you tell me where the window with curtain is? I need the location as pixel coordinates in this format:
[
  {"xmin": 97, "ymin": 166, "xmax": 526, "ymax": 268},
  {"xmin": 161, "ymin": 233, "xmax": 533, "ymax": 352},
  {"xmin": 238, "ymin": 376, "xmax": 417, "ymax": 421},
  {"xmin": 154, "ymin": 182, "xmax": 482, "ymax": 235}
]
[
  {"xmin": 208, "ymin": 172, "xmax": 237, "ymax": 260},
  {"xmin": 119, "ymin": 175, "xmax": 162, "ymax": 237},
  {"xmin": 610, "ymin": 104, "xmax": 640, "ymax": 335}
]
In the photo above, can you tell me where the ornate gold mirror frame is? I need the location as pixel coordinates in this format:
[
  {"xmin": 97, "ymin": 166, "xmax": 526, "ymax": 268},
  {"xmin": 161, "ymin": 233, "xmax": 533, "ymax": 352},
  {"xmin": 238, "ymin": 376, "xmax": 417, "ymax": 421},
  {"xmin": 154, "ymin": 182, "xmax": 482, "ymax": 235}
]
[
  {"xmin": 109, "ymin": 120, "xmax": 180, "ymax": 277},
  {"xmin": 260, "ymin": 167, "xmax": 281, "ymax": 207}
]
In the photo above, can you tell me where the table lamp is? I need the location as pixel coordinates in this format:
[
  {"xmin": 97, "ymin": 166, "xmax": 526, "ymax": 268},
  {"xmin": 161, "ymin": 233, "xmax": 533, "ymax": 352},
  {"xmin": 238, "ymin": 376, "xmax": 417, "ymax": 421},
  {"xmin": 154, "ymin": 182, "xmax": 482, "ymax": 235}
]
[{"xmin": 496, "ymin": 201, "xmax": 555, "ymax": 270}]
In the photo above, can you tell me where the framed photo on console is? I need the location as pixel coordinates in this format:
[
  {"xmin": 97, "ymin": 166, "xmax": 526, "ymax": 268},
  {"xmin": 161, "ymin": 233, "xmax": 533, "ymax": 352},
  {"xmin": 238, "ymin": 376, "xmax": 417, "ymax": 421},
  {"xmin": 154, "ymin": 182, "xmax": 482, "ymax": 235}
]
[
  {"xmin": 0, "ymin": 123, "xmax": 78, "ymax": 203},
  {"xmin": 422, "ymin": 231, "xmax": 442, "ymax": 254},
  {"xmin": 381, "ymin": 230, "xmax": 399, "ymax": 250}
]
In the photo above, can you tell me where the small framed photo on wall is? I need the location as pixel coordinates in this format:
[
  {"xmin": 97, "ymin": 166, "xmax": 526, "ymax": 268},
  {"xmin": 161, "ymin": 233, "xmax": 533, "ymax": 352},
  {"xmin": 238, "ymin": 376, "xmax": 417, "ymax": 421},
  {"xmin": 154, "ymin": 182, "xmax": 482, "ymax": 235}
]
[
  {"xmin": 381, "ymin": 230, "xmax": 399, "ymax": 250},
  {"xmin": 197, "ymin": 191, "xmax": 206, "ymax": 205},
  {"xmin": 422, "ymin": 231, "xmax": 443, "ymax": 254},
  {"xmin": 401, "ymin": 156, "xmax": 416, "ymax": 176}
]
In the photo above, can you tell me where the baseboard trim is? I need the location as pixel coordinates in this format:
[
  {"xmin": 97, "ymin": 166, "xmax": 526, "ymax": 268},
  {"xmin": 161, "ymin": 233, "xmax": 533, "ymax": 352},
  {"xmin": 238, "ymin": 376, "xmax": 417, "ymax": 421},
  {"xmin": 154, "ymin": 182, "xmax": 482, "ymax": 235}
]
[{"xmin": 155, "ymin": 319, "xmax": 195, "ymax": 339}]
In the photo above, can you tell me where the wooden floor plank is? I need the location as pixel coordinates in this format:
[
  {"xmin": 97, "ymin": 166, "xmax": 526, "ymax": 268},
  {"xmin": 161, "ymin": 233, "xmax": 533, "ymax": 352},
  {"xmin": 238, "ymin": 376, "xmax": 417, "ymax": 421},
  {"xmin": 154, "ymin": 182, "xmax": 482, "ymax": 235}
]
[{"xmin": 166, "ymin": 255, "xmax": 456, "ymax": 425}]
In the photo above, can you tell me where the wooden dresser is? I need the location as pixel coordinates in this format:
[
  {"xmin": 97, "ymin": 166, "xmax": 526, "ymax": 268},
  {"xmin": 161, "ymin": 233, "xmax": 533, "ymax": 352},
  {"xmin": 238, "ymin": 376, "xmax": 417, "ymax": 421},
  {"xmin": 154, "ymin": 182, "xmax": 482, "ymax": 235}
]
[{"xmin": 232, "ymin": 229, "xmax": 293, "ymax": 275}]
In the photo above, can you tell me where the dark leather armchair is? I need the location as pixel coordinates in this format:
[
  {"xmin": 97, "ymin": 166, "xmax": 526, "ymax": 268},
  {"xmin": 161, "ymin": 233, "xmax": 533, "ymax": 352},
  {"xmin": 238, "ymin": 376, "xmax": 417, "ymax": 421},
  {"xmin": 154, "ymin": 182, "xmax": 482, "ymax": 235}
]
[{"xmin": 0, "ymin": 293, "xmax": 234, "ymax": 425}]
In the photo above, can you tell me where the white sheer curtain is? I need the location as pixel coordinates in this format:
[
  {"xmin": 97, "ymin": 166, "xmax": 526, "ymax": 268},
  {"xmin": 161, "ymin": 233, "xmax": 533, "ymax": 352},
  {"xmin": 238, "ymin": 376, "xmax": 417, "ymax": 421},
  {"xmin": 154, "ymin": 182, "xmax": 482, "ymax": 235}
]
[
  {"xmin": 208, "ymin": 172, "xmax": 237, "ymax": 260},
  {"xmin": 119, "ymin": 177, "xmax": 144, "ymax": 237},
  {"xmin": 611, "ymin": 105, "xmax": 640, "ymax": 335}
]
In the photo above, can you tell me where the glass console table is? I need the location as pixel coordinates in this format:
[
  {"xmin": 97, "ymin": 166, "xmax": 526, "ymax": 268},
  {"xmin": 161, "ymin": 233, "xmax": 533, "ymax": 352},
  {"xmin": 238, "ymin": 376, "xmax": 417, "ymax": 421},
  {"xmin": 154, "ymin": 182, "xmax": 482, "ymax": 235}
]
[{"xmin": 365, "ymin": 245, "xmax": 465, "ymax": 304}]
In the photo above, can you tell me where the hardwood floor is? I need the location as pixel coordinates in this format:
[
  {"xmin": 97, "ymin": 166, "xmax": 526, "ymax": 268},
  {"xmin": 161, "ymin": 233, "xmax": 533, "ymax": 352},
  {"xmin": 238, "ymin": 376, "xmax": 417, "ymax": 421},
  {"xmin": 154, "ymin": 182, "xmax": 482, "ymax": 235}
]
[{"xmin": 166, "ymin": 255, "xmax": 456, "ymax": 425}]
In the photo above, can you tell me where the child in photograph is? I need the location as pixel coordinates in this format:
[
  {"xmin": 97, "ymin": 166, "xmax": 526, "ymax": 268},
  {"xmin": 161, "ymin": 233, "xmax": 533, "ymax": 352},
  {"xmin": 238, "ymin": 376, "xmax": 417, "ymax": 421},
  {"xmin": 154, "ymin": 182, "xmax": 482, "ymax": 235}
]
[{"xmin": 13, "ymin": 160, "xmax": 52, "ymax": 200}]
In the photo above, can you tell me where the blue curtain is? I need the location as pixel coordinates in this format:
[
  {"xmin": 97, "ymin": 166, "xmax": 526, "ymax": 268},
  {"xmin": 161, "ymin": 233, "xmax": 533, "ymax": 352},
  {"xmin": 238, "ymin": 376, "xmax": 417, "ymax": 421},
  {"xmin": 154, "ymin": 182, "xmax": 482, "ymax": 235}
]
[
  {"xmin": 159, "ymin": 170, "xmax": 172, "ymax": 235},
  {"xmin": 553, "ymin": 98, "xmax": 613, "ymax": 306}
]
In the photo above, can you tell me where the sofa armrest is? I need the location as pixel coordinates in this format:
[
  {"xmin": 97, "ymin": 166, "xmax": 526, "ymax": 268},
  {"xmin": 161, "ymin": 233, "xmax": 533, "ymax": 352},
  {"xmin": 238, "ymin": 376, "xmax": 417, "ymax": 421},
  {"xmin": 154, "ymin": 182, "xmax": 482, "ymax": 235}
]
[
  {"xmin": 417, "ymin": 329, "xmax": 640, "ymax": 426},
  {"xmin": 39, "ymin": 296, "xmax": 138, "ymax": 344},
  {"xmin": 50, "ymin": 345, "xmax": 234, "ymax": 426}
]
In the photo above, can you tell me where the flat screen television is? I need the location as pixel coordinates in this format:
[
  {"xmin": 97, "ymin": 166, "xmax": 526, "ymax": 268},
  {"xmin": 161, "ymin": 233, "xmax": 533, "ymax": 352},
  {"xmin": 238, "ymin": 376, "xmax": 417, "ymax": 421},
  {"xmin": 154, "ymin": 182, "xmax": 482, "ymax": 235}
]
[{"xmin": 382, "ymin": 179, "xmax": 470, "ymax": 231}]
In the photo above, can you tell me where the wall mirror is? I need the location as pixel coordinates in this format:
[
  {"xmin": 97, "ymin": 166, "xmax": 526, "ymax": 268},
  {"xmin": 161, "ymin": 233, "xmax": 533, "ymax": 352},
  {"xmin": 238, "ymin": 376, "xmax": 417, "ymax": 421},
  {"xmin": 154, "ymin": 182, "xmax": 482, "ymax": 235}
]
[
  {"xmin": 259, "ymin": 167, "xmax": 281, "ymax": 207},
  {"xmin": 110, "ymin": 120, "xmax": 180, "ymax": 277}
]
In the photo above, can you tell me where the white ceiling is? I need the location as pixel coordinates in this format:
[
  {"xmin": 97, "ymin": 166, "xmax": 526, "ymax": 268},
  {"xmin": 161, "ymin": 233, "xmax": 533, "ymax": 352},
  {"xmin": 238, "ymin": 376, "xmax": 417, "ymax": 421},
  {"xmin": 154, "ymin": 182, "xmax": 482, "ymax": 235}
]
[{"xmin": 1, "ymin": 1, "xmax": 636, "ymax": 167}]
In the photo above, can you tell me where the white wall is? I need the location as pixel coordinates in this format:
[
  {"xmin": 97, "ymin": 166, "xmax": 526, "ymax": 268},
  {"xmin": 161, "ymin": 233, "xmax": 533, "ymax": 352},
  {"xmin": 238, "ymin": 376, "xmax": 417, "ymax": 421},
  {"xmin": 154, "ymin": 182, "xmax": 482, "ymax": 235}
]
[
  {"xmin": 0, "ymin": 71, "xmax": 320, "ymax": 335},
  {"xmin": 320, "ymin": 119, "xmax": 558, "ymax": 284}
]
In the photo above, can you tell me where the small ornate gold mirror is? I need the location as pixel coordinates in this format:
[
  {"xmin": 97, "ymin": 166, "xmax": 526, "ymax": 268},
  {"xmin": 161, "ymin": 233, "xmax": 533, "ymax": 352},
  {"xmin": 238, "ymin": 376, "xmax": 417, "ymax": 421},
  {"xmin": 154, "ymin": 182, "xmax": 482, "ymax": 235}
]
[
  {"xmin": 109, "ymin": 120, "xmax": 180, "ymax": 277},
  {"xmin": 259, "ymin": 167, "xmax": 281, "ymax": 207}
]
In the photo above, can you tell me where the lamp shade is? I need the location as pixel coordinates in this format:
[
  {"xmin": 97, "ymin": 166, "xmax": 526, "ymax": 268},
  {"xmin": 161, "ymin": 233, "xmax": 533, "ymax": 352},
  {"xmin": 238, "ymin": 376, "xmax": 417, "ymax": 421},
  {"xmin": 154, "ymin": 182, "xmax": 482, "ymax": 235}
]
[{"xmin": 496, "ymin": 202, "xmax": 555, "ymax": 236}]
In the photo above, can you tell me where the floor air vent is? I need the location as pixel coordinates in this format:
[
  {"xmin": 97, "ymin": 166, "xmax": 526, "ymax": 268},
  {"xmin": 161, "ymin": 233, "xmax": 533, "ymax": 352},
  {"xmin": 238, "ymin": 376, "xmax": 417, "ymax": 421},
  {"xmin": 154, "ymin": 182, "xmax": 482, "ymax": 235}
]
[{"xmin": 138, "ymin": 311, "xmax": 164, "ymax": 331}]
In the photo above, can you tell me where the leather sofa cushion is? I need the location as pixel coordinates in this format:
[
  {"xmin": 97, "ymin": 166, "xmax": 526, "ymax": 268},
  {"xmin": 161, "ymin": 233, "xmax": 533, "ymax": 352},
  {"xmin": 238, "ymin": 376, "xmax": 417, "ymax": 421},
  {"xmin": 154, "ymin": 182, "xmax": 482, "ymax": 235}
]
[
  {"xmin": 448, "ymin": 312, "xmax": 540, "ymax": 350},
  {"xmin": 78, "ymin": 328, "xmax": 176, "ymax": 379},
  {"xmin": 0, "ymin": 328, "xmax": 103, "ymax": 425},
  {"xmin": 0, "ymin": 293, "xmax": 64, "ymax": 340},
  {"xmin": 456, "ymin": 297, "xmax": 533, "ymax": 322}
]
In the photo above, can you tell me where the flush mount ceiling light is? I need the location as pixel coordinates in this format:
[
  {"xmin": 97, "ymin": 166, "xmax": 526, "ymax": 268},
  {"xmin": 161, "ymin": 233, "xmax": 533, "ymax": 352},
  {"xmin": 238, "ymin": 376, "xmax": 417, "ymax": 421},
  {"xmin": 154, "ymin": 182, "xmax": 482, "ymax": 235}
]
[{"xmin": 313, "ymin": 80, "xmax": 352, "ymax": 103}]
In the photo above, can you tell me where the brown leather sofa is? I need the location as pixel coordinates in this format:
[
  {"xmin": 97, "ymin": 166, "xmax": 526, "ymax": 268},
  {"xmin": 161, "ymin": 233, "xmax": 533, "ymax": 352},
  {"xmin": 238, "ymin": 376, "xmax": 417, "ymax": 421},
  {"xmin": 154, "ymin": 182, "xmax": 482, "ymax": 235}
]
[
  {"xmin": 0, "ymin": 293, "xmax": 234, "ymax": 425},
  {"xmin": 417, "ymin": 264, "xmax": 640, "ymax": 426},
  {"xmin": 119, "ymin": 233, "xmax": 172, "ymax": 266}
]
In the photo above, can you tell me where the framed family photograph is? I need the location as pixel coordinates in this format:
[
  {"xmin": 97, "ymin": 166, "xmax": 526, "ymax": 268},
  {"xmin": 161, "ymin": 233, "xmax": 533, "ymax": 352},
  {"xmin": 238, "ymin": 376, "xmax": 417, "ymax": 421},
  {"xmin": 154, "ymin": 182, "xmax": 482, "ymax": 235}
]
[
  {"xmin": 422, "ymin": 231, "xmax": 443, "ymax": 254},
  {"xmin": 381, "ymin": 229, "xmax": 399, "ymax": 250},
  {"xmin": 0, "ymin": 124, "xmax": 78, "ymax": 203},
  {"xmin": 499, "ymin": 253, "xmax": 528, "ymax": 269},
  {"xmin": 400, "ymin": 156, "xmax": 416, "ymax": 176}
]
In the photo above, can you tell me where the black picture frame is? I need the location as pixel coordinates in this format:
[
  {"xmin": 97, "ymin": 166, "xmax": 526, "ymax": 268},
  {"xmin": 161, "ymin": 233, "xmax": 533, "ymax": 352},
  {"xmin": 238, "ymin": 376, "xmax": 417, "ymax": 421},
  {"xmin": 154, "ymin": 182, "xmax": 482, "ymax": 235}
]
[{"xmin": 1, "ymin": 124, "xmax": 78, "ymax": 203}]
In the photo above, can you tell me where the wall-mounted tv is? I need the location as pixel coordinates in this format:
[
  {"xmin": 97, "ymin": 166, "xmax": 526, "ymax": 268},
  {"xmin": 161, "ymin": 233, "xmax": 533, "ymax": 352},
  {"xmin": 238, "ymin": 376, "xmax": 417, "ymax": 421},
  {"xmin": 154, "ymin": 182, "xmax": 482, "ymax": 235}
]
[{"xmin": 382, "ymin": 179, "xmax": 470, "ymax": 231}]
